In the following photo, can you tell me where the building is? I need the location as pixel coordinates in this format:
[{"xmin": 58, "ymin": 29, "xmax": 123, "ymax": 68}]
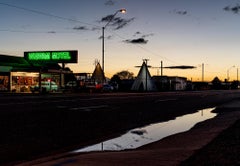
[
  {"xmin": 152, "ymin": 76, "xmax": 187, "ymax": 91},
  {"xmin": 0, "ymin": 51, "xmax": 77, "ymax": 92}
]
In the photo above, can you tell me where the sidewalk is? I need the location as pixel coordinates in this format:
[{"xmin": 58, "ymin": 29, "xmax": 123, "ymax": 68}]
[{"xmin": 18, "ymin": 100, "xmax": 240, "ymax": 166}]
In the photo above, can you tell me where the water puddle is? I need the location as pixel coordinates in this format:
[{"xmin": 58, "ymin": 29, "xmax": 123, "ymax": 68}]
[{"xmin": 73, "ymin": 107, "xmax": 217, "ymax": 153}]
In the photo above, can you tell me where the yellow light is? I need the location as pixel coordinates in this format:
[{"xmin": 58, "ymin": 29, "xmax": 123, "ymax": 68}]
[{"xmin": 119, "ymin": 8, "xmax": 126, "ymax": 13}]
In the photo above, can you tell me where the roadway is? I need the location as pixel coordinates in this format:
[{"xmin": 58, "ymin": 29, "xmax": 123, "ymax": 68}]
[{"xmin": 1, "ymin": 90, "xmax": 240, "ymax": 164}]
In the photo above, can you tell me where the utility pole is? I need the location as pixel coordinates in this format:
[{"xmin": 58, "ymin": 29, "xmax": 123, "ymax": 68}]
[
  {"xmin": 161, "ymin": 61, "xmax": 163, "ymax": 91},
  {"xmin": 161, "ymin": 61, "xmax": 163, "ymax": 77}
]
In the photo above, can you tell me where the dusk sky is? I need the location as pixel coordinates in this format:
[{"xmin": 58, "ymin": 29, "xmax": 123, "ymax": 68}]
[{"xmin": 1, "ymin": 0, "xmax": 240, "ymax": 81}]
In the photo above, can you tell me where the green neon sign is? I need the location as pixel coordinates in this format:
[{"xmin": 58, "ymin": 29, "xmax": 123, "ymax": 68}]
[
  {"xmin": 28, "ymin": 52, "xmax": 51, "ymax": 60},
  {"xmin": 24, "ymin": 50, "xmax": 78, "ymax": 63},
  {"xmin": 52, "ymin": 52, "xmax": 71, "ymax": 60}
]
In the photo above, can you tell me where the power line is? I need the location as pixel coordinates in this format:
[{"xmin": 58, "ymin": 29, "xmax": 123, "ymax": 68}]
[
  {"xmin": 0, "ymin": 2, "xmax": 100, "ymax": 28},
  {"xmin": 0, "ymin": 29, "xmax": 49, "ymax": 33},
  {"xmin": 0, "ymin": 29, "xmax": 88, "ymax": 34},
  {"xmin": 0, "ymin": 2, "xmax": 179, "ymax": 66},
  {"xmin": 109, "ymin": 30, "xmax": 180, "ymax": 65}
]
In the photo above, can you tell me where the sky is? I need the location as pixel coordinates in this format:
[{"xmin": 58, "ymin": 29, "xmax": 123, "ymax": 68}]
[{"xmin": 1, "ymin": 0, "xmax": 240, "ymax": 81}]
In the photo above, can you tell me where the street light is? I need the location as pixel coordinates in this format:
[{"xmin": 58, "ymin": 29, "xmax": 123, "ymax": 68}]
[{"xmin": 102, "ymin": 8, "xmax": 126, "ymax": 77}]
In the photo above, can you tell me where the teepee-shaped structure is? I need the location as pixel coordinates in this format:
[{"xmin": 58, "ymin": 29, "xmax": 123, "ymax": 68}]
[
  {"xmin": 91, "ymin": 62, "xmax": 105, "ymax": 83},
  {"xmin": 131, "ymin": 61, "xmax": 156, "ymax": 91}
]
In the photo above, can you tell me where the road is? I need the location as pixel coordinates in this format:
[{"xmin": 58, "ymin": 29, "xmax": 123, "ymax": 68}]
[{"xmin": 1, "ymin": 90, "xmax": 240, "ymax": 165}]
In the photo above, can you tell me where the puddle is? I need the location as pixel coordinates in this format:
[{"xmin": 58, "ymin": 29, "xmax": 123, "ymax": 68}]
[{"xmin": 72, "ymin": 107, "xmax": 217, "ymax": 153}]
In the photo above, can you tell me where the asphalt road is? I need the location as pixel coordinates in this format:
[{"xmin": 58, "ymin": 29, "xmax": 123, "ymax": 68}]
[{"xmin": 1, "ymin": 90, "xmax": 240, "ymax": 165}]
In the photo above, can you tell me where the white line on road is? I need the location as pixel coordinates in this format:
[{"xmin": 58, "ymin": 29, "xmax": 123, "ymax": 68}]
[
  {"xmin": 69, "ymin": 105, "xmax": 109, "ymax": 111},
  {"xmin": 154, "ymin": 99, "xmax": 178, "ymax": 103}
]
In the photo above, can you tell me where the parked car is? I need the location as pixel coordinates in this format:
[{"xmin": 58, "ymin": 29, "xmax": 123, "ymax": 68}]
[
  {"xmin": 65, "ymin": 81, "xmax": 77, "ymax": 88},
  {"xmin": 30, "ymin": 81, "xmax": 58, "ymax": 93},
  {"xmin": 102, "ymin": 84, "xmax": 114, "ymax": 92}
]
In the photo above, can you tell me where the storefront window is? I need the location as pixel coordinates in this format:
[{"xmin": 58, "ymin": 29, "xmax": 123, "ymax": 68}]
[
  {"xmin": 12, "ymin": 72, "xmax": 39, "ymax": 92},
  {"xmin": 10, "ymin": 72, "xmax": 61, "ymax": 93},
  {"xmin": 0, "ymin": 75, "xmax": 9, "ymax": 91}
]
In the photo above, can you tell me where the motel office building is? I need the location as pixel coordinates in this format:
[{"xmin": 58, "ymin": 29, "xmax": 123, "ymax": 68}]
[{"xmin": 0, "ymin": 52, "xmax": 76, "ymax": 93}]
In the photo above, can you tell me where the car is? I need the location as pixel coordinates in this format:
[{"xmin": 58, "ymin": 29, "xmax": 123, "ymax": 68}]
[
  {"xmin": 65, "ymin": 81, "xmax": 77, "ymax": 88},
  {"xmin": 102, "ymin": 84, "xmax": 114, "ymax": 92},
  {"xmin": 30, "ymin": 81, "xmax": 58, "ymax": 93}
]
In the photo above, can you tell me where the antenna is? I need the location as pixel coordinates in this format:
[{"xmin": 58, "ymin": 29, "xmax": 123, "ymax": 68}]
[
  {"xmin": 142, "ymin": 59, "xmax": 149, "ymax": 65},
  {"xmin": 94, "ymin": 59, "xmax": 99, "ymax": 66}
]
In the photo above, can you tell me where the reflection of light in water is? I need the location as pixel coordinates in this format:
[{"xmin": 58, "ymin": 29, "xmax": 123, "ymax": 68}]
[{"xmin": 72, "ymin": 108, "xmax": 217, "ymax": 153}]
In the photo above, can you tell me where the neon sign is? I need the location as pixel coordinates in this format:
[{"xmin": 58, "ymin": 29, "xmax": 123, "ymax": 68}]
[
  {"xmin": 52, "ymin": 52, "xmax": 71, "ymax": 60},
  {"xmin": 24, "ymin": 50, "xmax": 78, "ymax": 63},
  {"xmin": 28, "ymin": 52, "xmax": 51, "ymax": 60}
]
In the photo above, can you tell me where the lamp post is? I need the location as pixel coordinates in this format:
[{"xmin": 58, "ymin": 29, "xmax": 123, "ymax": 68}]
[{"xmin": 102, "ymin": 8, "xmax": 126, "ymax": 75}]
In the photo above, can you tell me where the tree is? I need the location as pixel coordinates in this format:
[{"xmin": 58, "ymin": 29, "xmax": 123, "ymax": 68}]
[
  {"xmin": 110, "ymin": 74, "xmax": 121, "ymax": 84},
  {"xmin": 211, "ymin": 76, "xmax": 222, "ymax": 89},
  {"xmin": 115, "ymin": 70, "xmax": 134, "ymax": 80},
  {"xmin": 110, "ymin": 70, "xmax": 135, "ymax": 91}
]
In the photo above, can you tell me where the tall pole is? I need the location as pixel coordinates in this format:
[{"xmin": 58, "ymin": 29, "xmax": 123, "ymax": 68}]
[
  {"xmin": 143, "ymin": 59, "xmax": 149, "ymax": 91},
  {"xmin": 102, "ymin": 27, "xmax": 105, "ymax": 73},
  {"xmin": 202, "ymin": 63, "xmax": 204, "ymax": 82},
  {"xmin": 161, "ymin": 61, "xmax": 163, "ymax": 77},
  {"xmin": 161, "ymin": 61, "xmax": 163, "ymax": 91},
  {"xmin": 146, "ymin": 61, "xmax": 148, "ymax": 91},
  {"xmin": 101, "ymin": 9, "xmax": 126, "ymax": 78},
  {"xmin": 237, "ymin": 68, "xmax": 239, "ymax": 88}
]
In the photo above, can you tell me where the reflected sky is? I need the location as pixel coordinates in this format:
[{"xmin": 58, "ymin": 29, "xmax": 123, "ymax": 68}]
[{"xmin": 73, "ymin": 107, "xmax": 217, "ymax": 153}]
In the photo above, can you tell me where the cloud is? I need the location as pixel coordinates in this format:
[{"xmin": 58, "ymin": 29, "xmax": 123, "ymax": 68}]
[
  {"xmin": 113, "ymin": 17, "xmax": 135, "ymax": 30},
  {"xmin": 177, "ymin": 11, "xmax": 187, "ymax": 15},
  {"xmin": 91, "ymin": 27, "xmax": 101, "ymax": 31},
  {"xmin": 172, "ymin": 9, "xmax": 188, "ymax": 15},
  {"xmin": 164, "ymin": 65, "xmax": 196, "ymax": 69},
  {"xmin": 73, "ymin": 26, "xmax": 88, "ymax": 30},
  {"xmin": 47, "ymin": 31, "xmax": 56, "ymax": 34},
  {"xmin": 134, "ymin": 31, "xmax": 141, "ymax": 36},
  {"xmin": 142, "ymin": 33, "xmax": 154, "ymax": 38},
  {"xmin": 98, "ymin": 35, "xmax": 113, "ymax": 40},
  {"xmin": 100, "ymin": 14, "xmax": 135, "ymax": 30},
  {"xmin": 105, "ymin": 0, "xmax": 115, "ymax": 6},
  {"xmin": 125, "ymin": 32, "xmax": 153, "ymax": 44},
  {"xmin": 124, "ymin": 38, "xmax": 148, "ymax": 44},
  {"xmin": 134, "ymin": 31, "xmax": 154, "ymax": 37},
  {"xmin": 224, "ymin": 4, "xmax": 240, "ymax": 14}
]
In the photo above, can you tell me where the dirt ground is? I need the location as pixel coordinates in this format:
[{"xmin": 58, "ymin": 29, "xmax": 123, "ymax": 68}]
[{"xmin": 17, "ymin": 100, "xmax": 240, "ymax": 166}]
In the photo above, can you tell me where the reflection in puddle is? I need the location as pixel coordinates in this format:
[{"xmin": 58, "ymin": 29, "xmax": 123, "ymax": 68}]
[{"xmin": 73, "ymin": 108, "xmax": 217, "ymax": 153}]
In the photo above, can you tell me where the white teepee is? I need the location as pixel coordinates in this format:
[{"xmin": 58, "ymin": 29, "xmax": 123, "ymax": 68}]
[{"xmin": 131, "ymin": 61, "xmax": 156, "ymax": 91}]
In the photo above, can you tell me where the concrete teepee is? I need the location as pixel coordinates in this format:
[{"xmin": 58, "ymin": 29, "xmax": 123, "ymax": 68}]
[
  {"xmin": 91, "ymin": 62, "xmax": 105, "ymax": 83},
  {"xmin": 131, "ymin": 61, "xmax": 156, "ymax": 91}
]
